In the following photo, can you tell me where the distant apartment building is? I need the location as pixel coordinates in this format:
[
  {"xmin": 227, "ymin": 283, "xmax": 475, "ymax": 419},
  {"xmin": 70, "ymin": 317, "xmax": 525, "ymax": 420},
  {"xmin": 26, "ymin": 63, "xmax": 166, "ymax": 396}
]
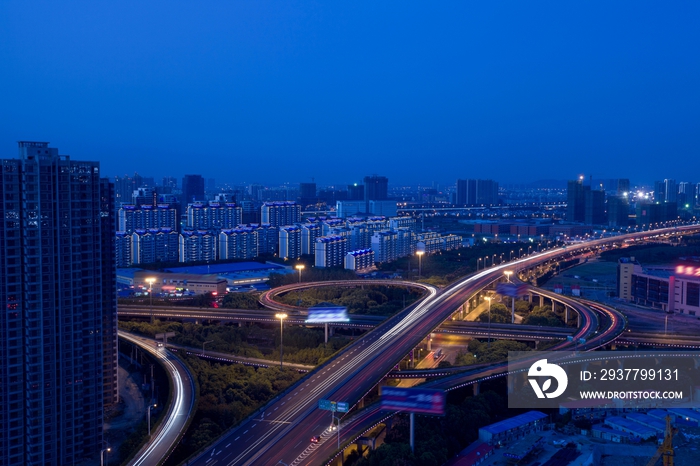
[
  {"xmin": 299, "ymin": 182, "xmax": 317, "ymax": 207},
  {"xmin": 186, "ymin": 201, "xmax": 242, "ymax": 230},
  {"xmin": 301, "ymin": 223, "xmax": 322, "ymax": 255},
  {"xmin": 261, "ymin": 201, "xmax": 301, "ymax": 227},
  {"xmin": 179, "ymin": 230, "xmax": 218, "ymax": 263},
  {"xmin": 132, "ymin": 228, "xmax": 180, "ymax": 264},
  {"xmin": 118, "ymin": 203, "xmax": 178, "ymax": 233},
  {"xmin": 279, "ymin": 225, "xmax": 302, "ymax": 260},
  {"xmin": 368, "ymin": 199, "xmax": 397, "ymax": 217},
  {"xmin": 390, "ymin": 216, "xmax": 417, "ymax": 231},
  {"xmin": 182, "ymin": 174, "xmax": 206, "ymax": 204},
  {"xmin": 315, "ymin": 235, "xmax": 348, "ymax": 268},
  {"xmin": 455, "ymin": 179, "xmax": 499, "ymax": 206},
  {"xmin": 116, "ymin": 231, "xmax": 133, "ymax": 267},
  {"xmin": 567, "ymin": 178, "xmax": 606, "ymax": 224},
  {"xmin": 345, "ymin": 249, "xmax": 375, "ymax": 271},
  {"xmin": 219, "ymin": 227, "xmax": 258, "ymax": 260},
  {"xmin": 336, "ymin": 200, "xmax": 366, "ymax": 218},
  {"xmin": 371, "ymin": 230, "xmax": 399, "ymax": 263},
  {"xmin": 416, "ymin": 232, "xmax": 462, "ymax": 254},
  {"xmin": 253, "ymin": 223, "xmax": 279, "ymax": 255}
]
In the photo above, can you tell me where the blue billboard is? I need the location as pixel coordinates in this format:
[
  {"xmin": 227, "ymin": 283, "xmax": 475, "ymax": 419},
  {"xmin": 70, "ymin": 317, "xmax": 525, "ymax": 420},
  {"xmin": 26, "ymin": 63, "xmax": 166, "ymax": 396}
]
[{"xmin": 380, "ymin": 387, "xmax": 445, "ymax": 415}]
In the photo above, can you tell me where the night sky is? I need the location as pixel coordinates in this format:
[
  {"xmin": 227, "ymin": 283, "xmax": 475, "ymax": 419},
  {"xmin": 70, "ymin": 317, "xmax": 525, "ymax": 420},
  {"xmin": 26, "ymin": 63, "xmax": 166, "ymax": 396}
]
[{"xmin": 1, "ymin": 2, "xmax": 699, "ymax": 186}]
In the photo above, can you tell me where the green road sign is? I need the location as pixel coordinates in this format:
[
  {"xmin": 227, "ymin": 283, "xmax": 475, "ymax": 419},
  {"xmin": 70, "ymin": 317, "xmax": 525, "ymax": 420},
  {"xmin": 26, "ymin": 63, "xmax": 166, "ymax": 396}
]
[{"xmin": 318, "ymin": 399, "xmax": 332, "ymax": 411}]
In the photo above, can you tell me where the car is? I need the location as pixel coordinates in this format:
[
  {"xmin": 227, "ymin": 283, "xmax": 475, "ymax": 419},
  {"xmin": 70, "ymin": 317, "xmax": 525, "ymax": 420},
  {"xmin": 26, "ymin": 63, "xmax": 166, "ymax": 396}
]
[{"xmin": 310, "ymin": 436, "xmax": 320, "ymax": 443}]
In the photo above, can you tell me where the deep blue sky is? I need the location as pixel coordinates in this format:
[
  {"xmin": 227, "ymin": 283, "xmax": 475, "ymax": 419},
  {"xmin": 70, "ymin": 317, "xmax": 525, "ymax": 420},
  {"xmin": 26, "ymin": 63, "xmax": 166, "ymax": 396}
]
[{"xmin": 1, "ymin": 2, "xmax": 699, "ymax": 186}]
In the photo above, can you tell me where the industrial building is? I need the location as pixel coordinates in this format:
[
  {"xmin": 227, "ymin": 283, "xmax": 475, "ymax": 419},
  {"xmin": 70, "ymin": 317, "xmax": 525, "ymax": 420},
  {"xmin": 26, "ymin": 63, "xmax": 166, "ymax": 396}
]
[{"xmin": 478, "ymin": 411, "xmax": 548, "ymax": 443}]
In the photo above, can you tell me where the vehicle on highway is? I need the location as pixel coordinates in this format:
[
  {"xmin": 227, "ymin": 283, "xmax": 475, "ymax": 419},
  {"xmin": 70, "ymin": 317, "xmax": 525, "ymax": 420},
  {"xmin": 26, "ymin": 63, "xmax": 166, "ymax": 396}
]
[
  {"xmin": 433, "ymin": 348, "xmax": 443, "ymax": 360},
  {"xmin": 310, "ymin": 435, "xmax": 320, "ymax": 443}
]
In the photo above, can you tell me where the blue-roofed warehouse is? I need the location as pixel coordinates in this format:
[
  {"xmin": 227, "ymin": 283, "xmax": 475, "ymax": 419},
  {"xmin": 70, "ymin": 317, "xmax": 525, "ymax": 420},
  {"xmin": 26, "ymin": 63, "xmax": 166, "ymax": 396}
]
[
  {"xmin": 478, "ymin": 411, "xmax": 548, "ymax": 443},
  {"xmin": 604, "ymin": 416, "xmax": 656, "ymax": 440}
]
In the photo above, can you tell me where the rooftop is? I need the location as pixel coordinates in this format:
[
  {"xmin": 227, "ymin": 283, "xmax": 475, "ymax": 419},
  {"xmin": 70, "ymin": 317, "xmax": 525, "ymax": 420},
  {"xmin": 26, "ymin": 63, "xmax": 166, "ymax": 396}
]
[{"xmin": 480, "ymin": 411, "xmax": 547, "ymax": 435}]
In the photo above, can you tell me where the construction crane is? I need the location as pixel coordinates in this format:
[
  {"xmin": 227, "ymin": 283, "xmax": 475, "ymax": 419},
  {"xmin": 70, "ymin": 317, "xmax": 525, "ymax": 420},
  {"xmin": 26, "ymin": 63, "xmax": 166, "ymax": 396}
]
[{"xmin": 646, "ymin": 415, "xmax": 678, "ymax": 466}]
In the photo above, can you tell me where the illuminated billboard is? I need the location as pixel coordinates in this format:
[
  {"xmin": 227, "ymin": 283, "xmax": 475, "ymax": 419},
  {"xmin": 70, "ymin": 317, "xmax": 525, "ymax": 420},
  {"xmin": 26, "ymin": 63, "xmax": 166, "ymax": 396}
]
[{"xmin": 305, "ymin": 306, "xmax": 349, "ymax": 323}]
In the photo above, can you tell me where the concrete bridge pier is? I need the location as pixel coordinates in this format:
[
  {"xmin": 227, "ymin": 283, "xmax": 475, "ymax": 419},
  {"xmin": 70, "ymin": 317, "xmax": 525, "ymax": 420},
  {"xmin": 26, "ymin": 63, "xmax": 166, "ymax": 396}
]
[
  {"xmin": 539, "ymin": 295, "xmax": 544, "ymax": 308},
  {"xmin": 473, "ymin": 381, "xmax": 481, "ymax": 396}
]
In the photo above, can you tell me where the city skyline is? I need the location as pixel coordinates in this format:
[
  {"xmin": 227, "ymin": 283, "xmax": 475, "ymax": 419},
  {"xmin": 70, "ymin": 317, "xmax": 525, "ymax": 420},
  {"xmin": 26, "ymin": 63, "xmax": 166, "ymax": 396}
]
[{"xmin": 2, "ymin": 2, "xmax": 700, "ymax": 184}]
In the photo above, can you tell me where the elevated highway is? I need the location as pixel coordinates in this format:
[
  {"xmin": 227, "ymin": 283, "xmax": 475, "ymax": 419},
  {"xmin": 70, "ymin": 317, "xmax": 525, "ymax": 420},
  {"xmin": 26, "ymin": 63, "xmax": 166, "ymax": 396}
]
[
  {"xmin": 119, "ymin": 332, "xmax": 196, "ymax": 466},
  {"xmin": 185, "ymin": 224, "xmax": 697, "ymax": 466}
]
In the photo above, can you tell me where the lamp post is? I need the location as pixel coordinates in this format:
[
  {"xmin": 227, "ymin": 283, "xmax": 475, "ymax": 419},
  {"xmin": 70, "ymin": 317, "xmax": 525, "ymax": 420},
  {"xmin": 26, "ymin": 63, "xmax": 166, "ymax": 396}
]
[
  {"xmin": 295, "ymin": 264, "xmax": 305, "ymax": 283},
  {"xmin": 417, "ymin": 250, "xmax": 424, "ymax": 279},
  {"xmin": 477, "ymin": 257, "xmax": 482, "ymax": 271},
  {"xmin": 510, "ymin": 250, "xmax": 514, "ymax": 261},
  {"xmin": 504, "ymin": 271, "xmax": 513, "ymax": 283},
  {"xmin": 276, "ymin": 313, "xmax": 287, "ymax": 367},
  {"xmin": 148, "ymin": 403, "xmax": 157, "ymax": 437},
  {"xmin": 295, "ymin": 264, "xmax": 305, "ymax": 306},
  {"xmin": 202, "ymin": 340, "xmax": 213, "ymax": 356},
  {"xmin": 101, "ymin": 447, "xmax": 111, "ymax": 466},
  {"xmin": 146, "ymin": 277, "xmax": 156, "ymax": 324},
  {"xmin": 484, "ymin": 296, "xmax": 492, "ymax": 348}
]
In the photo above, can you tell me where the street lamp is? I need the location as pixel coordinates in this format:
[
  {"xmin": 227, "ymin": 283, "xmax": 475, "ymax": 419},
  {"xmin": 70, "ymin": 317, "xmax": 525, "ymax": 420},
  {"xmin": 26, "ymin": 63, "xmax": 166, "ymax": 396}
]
[
  {"xmin": 484, "ymin": 296, "xmax": 492, "ymax": 348},
  {"xmin": 477, "ymin": 257, "xmax": 482, "ymax": 271},
  {"xmin": 276, "ymin": 313, "xmax": 287, "ymax": 367},
  {"xmin": 295, "ymin": 264, "xmax": 305, "ymax": 283},
  {"xmin": 510, "ymin": 250, "xmax": 515, "ymax": 261},
  {"xmin": 148, "ymin": 403, "xmax": 158, "ymax": 437},
  {"xmin": 101, "ymin": 447, "xmax": 111, "ymax": 466},
  {"xmin": 146, "ymin": 277, "xmax": 156, "ymax": 324},
  {"xmin": 202, "ymin": 340, "xmax": 214, "ymax": 356},
  {"xmin": 416, "ymin": 250, "xmax": 424, "ymax": 279},
  {"xmin": 504, "ymin": 271, "xmax": 513, "ymax": 283}
]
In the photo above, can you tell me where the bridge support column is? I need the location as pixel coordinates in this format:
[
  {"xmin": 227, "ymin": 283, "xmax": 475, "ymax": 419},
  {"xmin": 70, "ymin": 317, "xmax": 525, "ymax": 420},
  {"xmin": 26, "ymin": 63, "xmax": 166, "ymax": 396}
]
[
  {"xmin": 565, "ymin": 306, "xmax": 569, "ymax": 324},
  {"xmin": 325, "ymin": 323, "xmax": 329, "ymax": 344},
  {"xmin": 358, "ymin": 397, "xmax": 365, "ymax": 409},
  {"xmin": 540, "ymin": 295, "xmax": 544, "ymax": 308},
  {"xmin": 473, "ymin": 382, "xmax": 481, "ymax": 396},
  {"xmin": 427, "ymin": 337, "xmax": 432, "ymax": 351}
]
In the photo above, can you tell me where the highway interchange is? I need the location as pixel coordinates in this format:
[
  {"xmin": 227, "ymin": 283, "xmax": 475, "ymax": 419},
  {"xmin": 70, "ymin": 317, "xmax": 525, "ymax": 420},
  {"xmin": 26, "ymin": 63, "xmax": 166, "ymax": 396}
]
[{"xmin": 123, "ymin": 224, "xmax": 700, "ymax": 466}]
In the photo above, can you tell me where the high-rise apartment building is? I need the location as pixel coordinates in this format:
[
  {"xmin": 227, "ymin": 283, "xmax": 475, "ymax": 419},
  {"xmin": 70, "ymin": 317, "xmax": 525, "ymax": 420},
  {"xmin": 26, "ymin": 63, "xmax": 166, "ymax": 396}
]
[
  {"xmin": 186, "ymin": 202, "xmax": 242, "ymax": 230},
  {"xmin": 182, "ymin": 174, "xmax": 206, "ymax": 204},
  {"xmin": 279, "ymin": 225, "xmax": 302, "ymax": 260},
  {"xmin": 179, "ymin": 230, "xmax": 217, "ymax": 263},
  {"xmin": 118, "ymin": 203, "xmax": 178, "ymax": 233},
  {"xmin": 299, "ymin": 182, "xmax": 317, "ymax": 207},
  {"xmin": 0, "ymin": 142, "xmax": 117, "ymax": 465},
  {"xmin": 315, "ymin": 235, "xmax": 348, "ymax": 268},
  {"xmin": 455, "ymin": 179, "xmax": 498, "ymax": 206},
  {"xmin": 219, "ymin": 227, "xmax": 258, "ymax": 260},
  {"xmin": 364, "ymin": 175, "xmax": 389, "ymax": 203},
  {"xmin": 261, "ymin": 201, "xmax": 301, "ymax": 228}
]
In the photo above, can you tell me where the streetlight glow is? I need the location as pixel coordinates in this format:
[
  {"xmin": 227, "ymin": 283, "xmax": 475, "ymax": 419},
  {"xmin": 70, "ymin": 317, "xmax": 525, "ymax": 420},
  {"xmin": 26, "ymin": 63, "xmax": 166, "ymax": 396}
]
[{"xmin": 504, "ymin": 271, "xmax": 513, "ymax": 283}]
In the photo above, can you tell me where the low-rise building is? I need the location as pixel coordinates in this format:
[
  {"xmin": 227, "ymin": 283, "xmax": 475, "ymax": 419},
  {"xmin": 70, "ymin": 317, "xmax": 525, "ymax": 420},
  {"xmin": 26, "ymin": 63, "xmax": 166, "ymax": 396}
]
[
  {"xmin": 478, "ymin": 411, "xmax": 548, "ymax": 444},
  {"xmin": 134, "ymin": 270, "xmax": 227, "ymax": 296}
]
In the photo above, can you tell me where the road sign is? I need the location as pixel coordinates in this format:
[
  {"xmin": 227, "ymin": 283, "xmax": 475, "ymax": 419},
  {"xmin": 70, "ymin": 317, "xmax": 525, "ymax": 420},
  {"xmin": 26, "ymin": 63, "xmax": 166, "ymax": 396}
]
[
  {"xmin": 380, "ymin": 387, "xmax": 445, "ymax": 415},
  {"xmin": 318, "ymin": 399, "xmax": 333, "ymax": 411},
  {"xmin": 336, "ymin": 402, "xmax": 349, "ymax": 413}
]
